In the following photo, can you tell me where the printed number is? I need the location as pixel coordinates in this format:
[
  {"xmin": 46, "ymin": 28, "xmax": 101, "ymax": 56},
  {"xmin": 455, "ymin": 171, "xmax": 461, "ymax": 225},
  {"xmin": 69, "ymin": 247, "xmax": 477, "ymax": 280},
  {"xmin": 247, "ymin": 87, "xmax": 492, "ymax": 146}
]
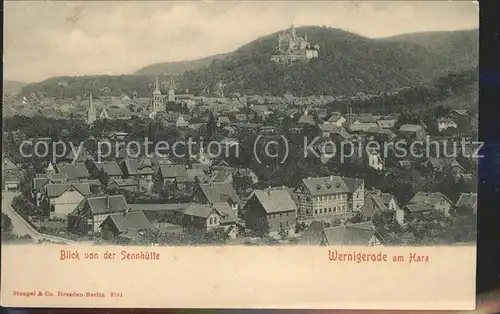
[{"xmin": 110, "ymin": 292, "xmax": 123, "ymax": 297}]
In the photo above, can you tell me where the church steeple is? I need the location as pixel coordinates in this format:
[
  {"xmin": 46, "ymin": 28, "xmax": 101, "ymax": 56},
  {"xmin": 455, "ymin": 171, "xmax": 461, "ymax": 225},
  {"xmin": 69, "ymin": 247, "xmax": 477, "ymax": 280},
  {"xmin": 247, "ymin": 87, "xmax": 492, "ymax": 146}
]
[
  {"xmin": 153, "ymin": 76, "xmax": 161, "ymax": 95},
  {"xmin": 290, "ymin": 23, "xmax": 297, "ymax": 39},
  {"xmin": 167, "ymin": 77, "xmax": 176, "ymax": 102},
  {"xmin": 151, "ymin": 76, "xmax": 162, "ymax": 114},
  {"xmin": 87, "ymin": 93, "xmax": 96, "ymax": 125}
]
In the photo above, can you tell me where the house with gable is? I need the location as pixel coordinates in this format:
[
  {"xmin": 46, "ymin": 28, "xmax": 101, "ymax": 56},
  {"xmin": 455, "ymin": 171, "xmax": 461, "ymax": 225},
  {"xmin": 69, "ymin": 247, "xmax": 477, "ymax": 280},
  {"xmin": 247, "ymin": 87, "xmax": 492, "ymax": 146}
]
[
  {"xmin": 87, "ymin": 160, "xmax": 123, "ymax": 182},
  {"xmin": 361, "ymin": 189, "xmax": 404, "ymax": 225},
  {"xmin": 176, "ymin": 116, "xmax": 189, "ymax": 128},
  {"xmin": 3, "ymin": 157, "xmax": 23, "ymax": 191},
  {"xmin": 325, "ymin": 114, "xmax": 346, "ymax": 127},
  {"xmin": 243, "ymin": 186, "xmax": 297, "ymax": 236},
  {"xmin": 406, "ymin": 191, "xmax": 453, "ymax": 218},
  {"xmin": 317, "ymin": 124, "xmax": 352, "ymax": 141},
  {"xmin": 425, "ymin": 157, "xmax": 466, "ymax": 179},
  {"xmin": 157, "ymin": 164, "xmax": 189, "ymax": 187},
  {"xmin": 68, "ymin": 194, "xmax": 129, "ymax": 235},
  {"xmin": 180, "ymin": 202, "xmax": 237, "ymax": 239},
  {"xmin": 455, "ymin": 192, "xmax": 477, "ymax": 215},
  {"xmin": 44, "ymin": 183, "xmax": 91, "ymax": 217},
  {"xmin": 121, "ymin": 157, "xmax": 155, "ymax": 190},
  {"xmin": 376, "ymin": 118, "xmax": 398, "ymax": 129},
  {"xmin": 398, "ymin": 124, "xmax": 426, "ymax": 141},
  {"xmin": 100, "ymin": 211, "xmax": 153, "ymax": 243},
  {"xmin": 192, "ymin": 182, "xmax": 241, "ymax": 216},
  {"xmin": 297, "ymin": 221, "xmax": 327, "ymax": 245}
]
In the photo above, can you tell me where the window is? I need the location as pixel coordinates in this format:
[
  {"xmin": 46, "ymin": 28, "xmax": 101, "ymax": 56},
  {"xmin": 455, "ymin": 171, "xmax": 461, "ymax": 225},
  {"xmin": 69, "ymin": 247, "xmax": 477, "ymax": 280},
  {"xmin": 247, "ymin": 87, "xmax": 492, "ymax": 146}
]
[
  {"xmin": 329, "ymin": 208, "xmax": 332, "ymax": 213},
  {"xmin": 280, "ymin": 213, "xmax": 283, "ymax": 218},
  {"xmin": 280, "ymin": 222, "xmax": 284, "ymax": 229},
  {"xmin": 286, "ymin": 222, "xmax": 289, "ymax": 227},
  {"xmin": 315, "ymin": 210, "xmax": 318, "ymax": 215},
  {"xmin": 213, "ymin": 217, "xmax": 217, "ymax": 224},
  {"xmin": 333, "ymin": 207, "xmax": 336, "ymax": 212}
]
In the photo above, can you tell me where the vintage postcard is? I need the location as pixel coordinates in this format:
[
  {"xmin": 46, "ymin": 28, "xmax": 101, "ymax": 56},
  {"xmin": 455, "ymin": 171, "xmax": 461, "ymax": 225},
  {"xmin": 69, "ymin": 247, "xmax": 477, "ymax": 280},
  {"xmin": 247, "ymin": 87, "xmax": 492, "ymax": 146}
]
[{"xmin": 2, "ymin": 0, "xmax": 478, "ymax": 310}]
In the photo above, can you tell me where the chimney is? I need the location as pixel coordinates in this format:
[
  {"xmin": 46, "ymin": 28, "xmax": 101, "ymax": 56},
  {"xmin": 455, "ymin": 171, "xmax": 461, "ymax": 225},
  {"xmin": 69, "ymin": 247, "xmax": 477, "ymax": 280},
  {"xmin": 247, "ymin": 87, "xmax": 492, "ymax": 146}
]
[
  {"xmin": 106, "ymin": 195, "xmax": 111, "ymax": 209},
  {"xmin": 330, "ymin": 175, "xmax": 334, "ymax": 181}
]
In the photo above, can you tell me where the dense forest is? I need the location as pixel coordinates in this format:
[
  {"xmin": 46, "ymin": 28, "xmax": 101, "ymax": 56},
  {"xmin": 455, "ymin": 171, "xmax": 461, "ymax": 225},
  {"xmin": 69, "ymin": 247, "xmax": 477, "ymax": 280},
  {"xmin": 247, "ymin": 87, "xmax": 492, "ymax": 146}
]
[{"xmin": 178, "ymin": 27, "xmax": 478, "ymax": 96}]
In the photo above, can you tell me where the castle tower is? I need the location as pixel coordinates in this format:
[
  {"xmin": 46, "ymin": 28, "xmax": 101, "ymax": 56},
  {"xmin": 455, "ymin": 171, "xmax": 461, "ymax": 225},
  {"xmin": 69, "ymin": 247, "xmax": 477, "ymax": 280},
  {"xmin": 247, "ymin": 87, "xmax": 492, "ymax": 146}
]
[
  {"xmin": 87, "ymin": 93, "xmax": 96, "ymax": 125},
  {"xmin": 152, "ymin": 77, "xmax": 162, "ymax": 113}
]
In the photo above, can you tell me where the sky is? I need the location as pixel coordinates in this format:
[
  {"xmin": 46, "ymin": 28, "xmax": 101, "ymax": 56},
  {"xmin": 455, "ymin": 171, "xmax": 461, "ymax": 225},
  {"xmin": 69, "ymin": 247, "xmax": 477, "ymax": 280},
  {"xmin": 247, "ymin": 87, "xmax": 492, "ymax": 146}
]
[{"xmin": 4, "ymin": 1, "xmax": 479, "ymax": 83}]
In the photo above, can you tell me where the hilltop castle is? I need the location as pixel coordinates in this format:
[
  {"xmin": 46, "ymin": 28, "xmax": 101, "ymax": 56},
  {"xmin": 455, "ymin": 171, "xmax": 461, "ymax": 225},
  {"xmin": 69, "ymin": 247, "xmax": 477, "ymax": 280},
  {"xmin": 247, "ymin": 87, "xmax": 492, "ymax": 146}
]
[{"xmin": 270, "ymin": 24, "xmax": 319, "ymax": 64}]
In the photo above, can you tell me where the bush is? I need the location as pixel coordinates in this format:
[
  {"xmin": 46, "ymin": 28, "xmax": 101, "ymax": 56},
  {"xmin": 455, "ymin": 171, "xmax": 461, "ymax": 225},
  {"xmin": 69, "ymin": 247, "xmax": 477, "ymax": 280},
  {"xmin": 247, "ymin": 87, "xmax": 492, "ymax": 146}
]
[
  {"xmin": 1, "ymin": 213, "xmax": 13, "ymax": 234},
  {"xmin": 12, "ymin": 195, "xmax": 36, "ymax": 216}
]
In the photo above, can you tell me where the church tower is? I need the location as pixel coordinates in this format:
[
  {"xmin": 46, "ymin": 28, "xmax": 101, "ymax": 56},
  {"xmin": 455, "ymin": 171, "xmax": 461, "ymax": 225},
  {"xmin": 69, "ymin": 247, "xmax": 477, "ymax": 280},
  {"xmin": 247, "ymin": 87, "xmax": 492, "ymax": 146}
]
[
  {"xmin": 167, "ymin": 77, "xmax": 176, "ymax": 102},
  {"xmin": 87, "ymin": 93, "xmax": 96, "ymax": 125},
  {"xmin": 152, "ymin": 77, "xmax": 162, "ymax": 113}
]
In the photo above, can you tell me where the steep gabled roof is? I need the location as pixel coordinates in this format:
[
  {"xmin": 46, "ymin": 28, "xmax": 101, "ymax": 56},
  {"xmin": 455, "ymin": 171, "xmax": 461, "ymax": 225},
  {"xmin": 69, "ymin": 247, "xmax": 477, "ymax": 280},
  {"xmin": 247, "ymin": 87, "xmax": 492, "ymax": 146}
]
[
  {"xmin": 102, "ymin": 211, "xmax": 153, "ymax": 233},
  {"xmin": 55, "ymin": 163, "xmax": 90, "ymax": 180},
  {"xmin": 183, "ymin": 203, "xmax": 220, "ymax": 219},
  {"xmin": 109, "ymin": 178, "xmax": 138, "ymax": 187},
  {"xmin": 197, "ymin": 182, "xmax": 240, "ymax": 204},
  {"xmin": 249, "ymin": 187, "xmax": 297, "ymax": 214},
  {"xmin": 3, "ymin": 157, "xmax": 19, "ymax": 171},
  {"xmin": 86, "ymin": 195, "xmax": 128, "ymax": 214},
  {"xmin": 298, "ymin": 221, "xmax": 325, "ymax": 245},
  {"xmin": 94, "ymin": 161, "xmax": 123, "ymax": 177},
  {"xmin": 321, "ymin": 222, "xmax": 379, "ymax": 245},
  {"xmin": 455, "ymin": 193, "xmax": 477, "ymax": 211},
  {"xmin": 45, "ymin": 183, "xmax": 91, "ymax": 198},
  {"xmin": 409, "ymin": 191, "xmax": 452, "ymax": 207},
  {"xmin": 63, "ymin": 147, "xmax": 94, "ymax": 163},
  {"xmin": 327, "ymin": 114, "xmax": 344, "ymax": 123},
  {"xmin": 158, "ymin": 164, "xmax": 188, "ymax": 179},
  {"xmin": 213, "ymin": 202, "xmax": 237, "ymax": 224}
]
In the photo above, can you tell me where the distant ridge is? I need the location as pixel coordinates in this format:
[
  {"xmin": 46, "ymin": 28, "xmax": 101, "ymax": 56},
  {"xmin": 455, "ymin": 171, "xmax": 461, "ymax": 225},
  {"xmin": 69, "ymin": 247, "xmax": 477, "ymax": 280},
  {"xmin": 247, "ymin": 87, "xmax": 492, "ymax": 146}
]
[
  {"xmin": 3, "ymin": 80, "xmax": 29, "ymax": 97},
  {"xmin": 133, "ymin": 53, "xmax": 232, "ymax": 76},
  {"xmin": 17, "ymin": 27, "xmax": 478, "ymax": 99}
]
